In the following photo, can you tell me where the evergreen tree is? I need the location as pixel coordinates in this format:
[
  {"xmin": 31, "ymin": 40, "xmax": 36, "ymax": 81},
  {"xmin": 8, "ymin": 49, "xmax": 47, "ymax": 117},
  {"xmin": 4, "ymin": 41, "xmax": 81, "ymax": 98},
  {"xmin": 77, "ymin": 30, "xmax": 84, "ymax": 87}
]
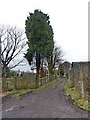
[{"xmin": 25, "ymin": 10, "xmax": 54, "ymax": 87}]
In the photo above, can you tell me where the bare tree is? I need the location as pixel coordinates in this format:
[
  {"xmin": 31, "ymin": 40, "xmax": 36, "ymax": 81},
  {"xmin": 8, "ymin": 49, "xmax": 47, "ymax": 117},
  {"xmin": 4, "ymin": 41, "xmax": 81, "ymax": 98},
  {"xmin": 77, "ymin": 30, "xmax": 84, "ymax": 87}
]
[
  {"xmin": 0, "ymin": 25, "xmax": 27, "ymax": 70},
  {"xmin": 47, "ymin": 46, "xmax": 63, "ymax": 75},
  {"xmin": 53, "ymin": 46, "xmax": 63, "ymax": 67},
  {"xmin": 63, "ymin": 61, "xmax": 71, "ymax": 74}
]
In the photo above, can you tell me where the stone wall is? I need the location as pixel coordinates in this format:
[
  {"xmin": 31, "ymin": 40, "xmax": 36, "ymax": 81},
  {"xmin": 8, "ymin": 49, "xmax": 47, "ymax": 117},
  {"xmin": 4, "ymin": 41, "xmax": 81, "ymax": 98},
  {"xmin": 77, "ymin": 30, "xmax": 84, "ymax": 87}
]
[
  {"xmin": 68, "ymin": 62, "xmax": 89, "ymax": 100},
  {"xmin": 2, "ymin": 74, "xmax": 56, "ymax": 91},
  {"xmin": 2, "ymin": 74, "xmax": 36, "ymax": 91}
]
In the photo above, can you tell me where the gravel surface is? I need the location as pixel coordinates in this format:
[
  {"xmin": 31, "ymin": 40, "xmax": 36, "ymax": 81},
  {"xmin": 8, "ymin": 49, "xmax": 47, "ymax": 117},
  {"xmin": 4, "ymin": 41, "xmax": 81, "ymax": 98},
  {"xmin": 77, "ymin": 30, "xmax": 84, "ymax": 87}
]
[{"xmin": 2, "ymin": 78, "xmax": 88, "ymax": 118}]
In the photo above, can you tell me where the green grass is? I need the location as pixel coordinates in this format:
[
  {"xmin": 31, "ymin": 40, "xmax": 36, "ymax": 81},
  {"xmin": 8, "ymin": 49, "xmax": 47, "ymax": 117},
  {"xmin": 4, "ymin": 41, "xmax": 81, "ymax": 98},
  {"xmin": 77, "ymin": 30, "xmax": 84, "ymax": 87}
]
[
  {"xmin": 3, "ymin": 77, "xmax": 60, "ymax": 98},
  {"xmin": 32, "ymin": 77, "xmax": 60, "ymax": 92},
  {"xmin": 14, "ymin": 89, "xmax": 31, "ymax": 98},
  {"xmin": 64, "ymin": 79, "xmax": 89, "ymax": 111},
  {"xmin": 52, "ymin": 79, "xmax": 63, "ymax": 90}
]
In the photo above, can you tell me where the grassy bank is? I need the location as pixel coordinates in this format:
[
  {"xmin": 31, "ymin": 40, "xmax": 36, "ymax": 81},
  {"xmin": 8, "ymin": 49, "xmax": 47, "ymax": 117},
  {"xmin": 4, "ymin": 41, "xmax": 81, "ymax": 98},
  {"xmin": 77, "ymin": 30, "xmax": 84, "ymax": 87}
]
[
  {"xmin": 3, "ymin": 77, "xmax": 60, "ymax": 98},
  {"xmin": 64, "ymin": 79, "xmax": 90, "ymax": 111}
]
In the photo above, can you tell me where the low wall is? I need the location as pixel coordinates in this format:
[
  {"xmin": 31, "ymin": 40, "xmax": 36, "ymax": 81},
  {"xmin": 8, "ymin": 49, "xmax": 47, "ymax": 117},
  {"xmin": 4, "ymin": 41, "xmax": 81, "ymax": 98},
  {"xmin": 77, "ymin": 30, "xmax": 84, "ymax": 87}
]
[
  {"xmin": 68, "ymin": 62, "xmax": 89, "ymax": 100},
  {"xmin": 2, "ymin": 74, "xmax": 56, "ymax": 91}
]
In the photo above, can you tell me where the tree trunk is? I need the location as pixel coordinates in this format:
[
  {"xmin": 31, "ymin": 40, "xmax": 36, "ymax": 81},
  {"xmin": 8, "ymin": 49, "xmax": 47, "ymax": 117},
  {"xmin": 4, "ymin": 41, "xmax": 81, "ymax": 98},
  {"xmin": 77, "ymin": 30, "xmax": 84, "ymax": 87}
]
[
  {"xmin": 49, "ymin": 55, "xmax": 54, "ymax": 75},
  {"xmin": 36, "ymin": 52, "xmax": 40, "ymax": 88},
  {"xmin": 0, "ymin": 37, "xmax": 2, "ymax": 78}
]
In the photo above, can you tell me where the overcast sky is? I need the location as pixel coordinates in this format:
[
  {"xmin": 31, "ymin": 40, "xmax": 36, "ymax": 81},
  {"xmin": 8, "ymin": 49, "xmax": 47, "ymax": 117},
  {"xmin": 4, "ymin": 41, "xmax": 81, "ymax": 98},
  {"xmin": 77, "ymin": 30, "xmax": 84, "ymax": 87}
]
[{"xmin": 0, "ymin": 0, "xmax": 88, "ymax": 72}]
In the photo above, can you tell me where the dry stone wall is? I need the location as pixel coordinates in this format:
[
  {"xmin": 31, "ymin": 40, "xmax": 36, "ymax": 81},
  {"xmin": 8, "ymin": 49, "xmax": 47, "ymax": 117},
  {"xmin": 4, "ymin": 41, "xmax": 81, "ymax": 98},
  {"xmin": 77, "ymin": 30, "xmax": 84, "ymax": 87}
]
[{"xmin": 68, "ymin": 62, "xmax": 89, "ymax": 100}]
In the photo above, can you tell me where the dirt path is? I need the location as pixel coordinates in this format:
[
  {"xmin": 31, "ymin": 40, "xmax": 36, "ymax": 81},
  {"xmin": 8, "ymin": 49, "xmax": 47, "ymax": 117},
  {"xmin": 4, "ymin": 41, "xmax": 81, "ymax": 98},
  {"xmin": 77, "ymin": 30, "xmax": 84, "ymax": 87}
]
[{"xmin": 2, "ymin": 78, "xmax": 88, "ymax": 118}]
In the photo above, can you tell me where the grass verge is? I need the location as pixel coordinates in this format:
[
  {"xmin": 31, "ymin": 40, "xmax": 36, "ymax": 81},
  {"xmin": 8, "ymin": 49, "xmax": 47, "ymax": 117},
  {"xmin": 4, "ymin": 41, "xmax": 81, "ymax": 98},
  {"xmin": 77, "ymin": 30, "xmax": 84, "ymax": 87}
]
[
  {"xmin": 52, "ymin": 79, "xmax": 63, "ymax": 90},
  {"xmin": 64, "ymin": 79, "xmax": 90, "ymax": 111}
]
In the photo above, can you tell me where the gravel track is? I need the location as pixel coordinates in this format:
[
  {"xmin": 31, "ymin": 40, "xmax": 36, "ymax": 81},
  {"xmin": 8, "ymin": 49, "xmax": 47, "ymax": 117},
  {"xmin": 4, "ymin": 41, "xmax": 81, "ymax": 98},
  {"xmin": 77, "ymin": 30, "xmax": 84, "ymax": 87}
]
[{"xmin": 2, "ymin": 78, "xmax": 88, "ymax": 118}]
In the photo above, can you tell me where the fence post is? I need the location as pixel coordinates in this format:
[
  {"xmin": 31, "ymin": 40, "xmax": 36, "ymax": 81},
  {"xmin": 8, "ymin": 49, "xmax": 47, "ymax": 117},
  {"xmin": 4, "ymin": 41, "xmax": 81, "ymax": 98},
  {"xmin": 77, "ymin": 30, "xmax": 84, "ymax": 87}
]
[{"xmin": 14, "ymin": 76, "xmax": 17, "ymax": 89}]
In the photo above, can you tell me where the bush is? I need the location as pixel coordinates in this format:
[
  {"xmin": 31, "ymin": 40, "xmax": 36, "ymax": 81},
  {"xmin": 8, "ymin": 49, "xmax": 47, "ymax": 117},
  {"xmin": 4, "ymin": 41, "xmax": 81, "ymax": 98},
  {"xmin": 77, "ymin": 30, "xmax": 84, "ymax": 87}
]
[{"xmin": 60, "ymin": 70, "xmax": 64, "ymax": 76}]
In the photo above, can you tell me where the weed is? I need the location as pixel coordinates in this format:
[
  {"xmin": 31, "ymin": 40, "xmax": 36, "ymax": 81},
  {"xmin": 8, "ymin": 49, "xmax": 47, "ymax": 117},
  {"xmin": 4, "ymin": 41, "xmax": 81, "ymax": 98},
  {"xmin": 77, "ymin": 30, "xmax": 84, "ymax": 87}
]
[{"xmin": 64, "ymin": 79, "xmax": 89, "ymax": 111}]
